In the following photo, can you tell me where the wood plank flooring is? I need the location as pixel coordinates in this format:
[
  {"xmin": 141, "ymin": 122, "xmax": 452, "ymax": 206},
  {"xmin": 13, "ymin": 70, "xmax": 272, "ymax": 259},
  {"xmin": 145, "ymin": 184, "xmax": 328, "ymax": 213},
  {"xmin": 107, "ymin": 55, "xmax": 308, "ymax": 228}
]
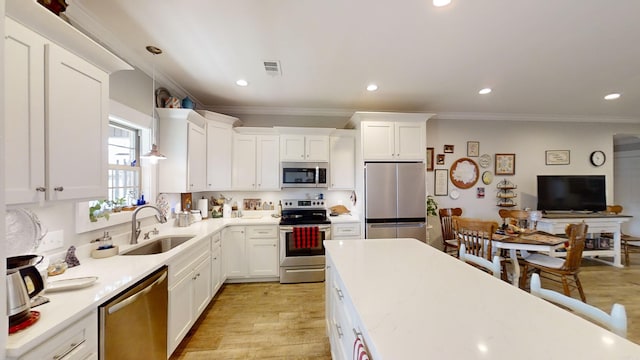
[{"xmin": 171, "ymin": 253, "xmax": 640, "ymax": 359}]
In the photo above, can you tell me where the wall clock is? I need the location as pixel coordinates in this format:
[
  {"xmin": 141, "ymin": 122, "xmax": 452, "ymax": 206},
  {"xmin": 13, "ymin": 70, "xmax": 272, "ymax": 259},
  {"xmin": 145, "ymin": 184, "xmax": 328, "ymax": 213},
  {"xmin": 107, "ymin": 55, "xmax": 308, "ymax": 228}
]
[{"xmin": 590, "ymin": 150, "xmax": 606, "ymax": 167}]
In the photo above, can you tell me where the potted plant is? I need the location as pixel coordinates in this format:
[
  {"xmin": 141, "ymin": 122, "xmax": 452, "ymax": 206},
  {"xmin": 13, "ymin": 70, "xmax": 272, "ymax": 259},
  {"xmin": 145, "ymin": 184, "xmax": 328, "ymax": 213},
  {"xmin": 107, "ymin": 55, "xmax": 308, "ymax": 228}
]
[
  {"xmin": 108, "ymin": 197, "xmax": 127, "ymax": 213},
  {"xmin": 426, "ymin": 195, "xmax": 438, "ymax": 217},
  {"xmin": 89, "ymin": 200, "xmax": 110, "ymax": 222}
]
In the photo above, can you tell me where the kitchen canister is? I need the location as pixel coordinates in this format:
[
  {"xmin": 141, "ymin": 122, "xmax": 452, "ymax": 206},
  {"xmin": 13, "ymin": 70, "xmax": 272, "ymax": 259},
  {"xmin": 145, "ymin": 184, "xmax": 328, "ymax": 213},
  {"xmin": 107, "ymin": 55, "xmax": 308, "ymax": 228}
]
[{"xmin": 198, "ymin": 198, "xmax": 209, "ymax": 218}]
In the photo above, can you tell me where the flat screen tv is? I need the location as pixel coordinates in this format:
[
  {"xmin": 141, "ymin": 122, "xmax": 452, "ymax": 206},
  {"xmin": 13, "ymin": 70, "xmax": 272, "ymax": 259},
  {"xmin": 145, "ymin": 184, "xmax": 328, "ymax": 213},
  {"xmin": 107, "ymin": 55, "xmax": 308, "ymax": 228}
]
[{"xmin": 537, "ymin": 175, "xmax": 606, "ymax": 212}]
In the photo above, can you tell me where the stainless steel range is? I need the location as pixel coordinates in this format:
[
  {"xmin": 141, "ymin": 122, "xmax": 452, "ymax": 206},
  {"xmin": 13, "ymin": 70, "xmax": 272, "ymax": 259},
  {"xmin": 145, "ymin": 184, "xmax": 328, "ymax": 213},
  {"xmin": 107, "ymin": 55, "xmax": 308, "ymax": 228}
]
[{"xmin": 279, "ymin": 199, "xmax": 331, "ymax": 283}]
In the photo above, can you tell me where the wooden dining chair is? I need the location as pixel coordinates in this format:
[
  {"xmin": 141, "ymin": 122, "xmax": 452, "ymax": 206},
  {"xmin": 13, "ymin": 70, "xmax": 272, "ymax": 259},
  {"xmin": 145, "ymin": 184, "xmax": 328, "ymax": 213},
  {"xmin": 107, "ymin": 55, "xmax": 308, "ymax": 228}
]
[
  {"xmin": 530, "ymin": 273, "xmax": 627, "ymax": 338},
  {"xmin": 605, "ymin": 205, "xmax": 640, "ymax": 266},
  {"xmin": 453, "ymin": 217, "xmax": 507, "ymax": 280},
  {"xmin": 459, "ymin": 244, "xmax": 502, "ymax": 279},
  {"xmin": 439, "ymin": 208, "xmax": 463, "ymax": 256},
  {"xmin": 520, "ymin": 222, "xmax": 588, "ymax": 302}
]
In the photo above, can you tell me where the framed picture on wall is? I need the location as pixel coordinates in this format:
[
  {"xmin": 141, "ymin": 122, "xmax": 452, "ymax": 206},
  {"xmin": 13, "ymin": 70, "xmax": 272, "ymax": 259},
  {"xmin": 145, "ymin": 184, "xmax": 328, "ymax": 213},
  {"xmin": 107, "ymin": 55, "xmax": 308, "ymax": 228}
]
[
  {"xmin": 545, "ymin": 150, "xmax": 570, "ymax": 165},
  {"xmin": 426, "ymin": 147, "xmax": 434, "ymax": 171},
  {"xmin": 434, "ymin": 169, "xmax": 448, "ymax": 196},
  {"xmin": 467, "ymin": 141, "xmax": 480, "ymax": 157},
  {"xmin": 495, "ymin": 153, "xmax": 516, "ymax": 175},
  {"xmin": 444, "ymin": 144, "xmax": 454, "ymax": 153},
  {"xmin": 436, "ymin": 154, "xmax": 445, "ymax": 165}
]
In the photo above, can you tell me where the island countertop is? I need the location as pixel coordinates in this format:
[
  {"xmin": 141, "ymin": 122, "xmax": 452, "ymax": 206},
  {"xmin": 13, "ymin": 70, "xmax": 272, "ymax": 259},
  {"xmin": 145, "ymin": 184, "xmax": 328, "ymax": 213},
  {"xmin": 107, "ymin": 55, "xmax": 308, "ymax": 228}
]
[{"xmin": 324, "ymin": 238, "xmax": 640, "ymax": 359}]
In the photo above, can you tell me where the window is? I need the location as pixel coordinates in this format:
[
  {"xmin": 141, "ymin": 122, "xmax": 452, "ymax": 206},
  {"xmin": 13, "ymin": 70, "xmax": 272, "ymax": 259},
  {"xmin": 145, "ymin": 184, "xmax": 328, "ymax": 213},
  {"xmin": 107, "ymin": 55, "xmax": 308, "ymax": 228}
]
[{"xmin": 107, "ymin": 122, "xmax": 140, "ymax": 205}]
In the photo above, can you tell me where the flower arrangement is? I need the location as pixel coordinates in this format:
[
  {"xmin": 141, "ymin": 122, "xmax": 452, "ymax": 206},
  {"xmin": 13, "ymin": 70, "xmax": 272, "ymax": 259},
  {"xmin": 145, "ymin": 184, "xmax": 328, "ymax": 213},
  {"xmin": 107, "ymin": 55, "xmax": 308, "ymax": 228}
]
[{"xmin": 426, "ymin": 195, "xmax": 438, "ymax": 217}]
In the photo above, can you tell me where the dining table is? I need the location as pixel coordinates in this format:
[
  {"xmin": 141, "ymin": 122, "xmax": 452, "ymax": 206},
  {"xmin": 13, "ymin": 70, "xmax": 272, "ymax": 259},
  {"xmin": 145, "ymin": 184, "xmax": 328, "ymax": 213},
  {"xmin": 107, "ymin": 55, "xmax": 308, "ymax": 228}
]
[{"xmin": 491, "ymin": 231, "xmax": 568, "ymax": 286}]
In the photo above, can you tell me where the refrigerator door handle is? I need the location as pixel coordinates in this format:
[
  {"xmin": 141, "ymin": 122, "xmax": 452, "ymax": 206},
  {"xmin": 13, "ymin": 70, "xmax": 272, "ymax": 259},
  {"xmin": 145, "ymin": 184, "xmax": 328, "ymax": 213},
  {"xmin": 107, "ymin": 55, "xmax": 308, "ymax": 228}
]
[
  {"xmin": 395, "ymin": 222, "xmax": 426, "ymax": 228},
  {"xmin": 369, "ymin": 223, "xmax": 399, "ymax": 228}
]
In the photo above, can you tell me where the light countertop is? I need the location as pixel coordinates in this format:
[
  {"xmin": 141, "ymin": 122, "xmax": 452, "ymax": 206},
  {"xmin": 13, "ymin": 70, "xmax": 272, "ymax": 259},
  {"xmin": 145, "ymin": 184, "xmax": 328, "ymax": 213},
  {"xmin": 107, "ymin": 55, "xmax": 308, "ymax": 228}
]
[
  {"xmin": 324, "ymin": 238, "xmax": 640, "ymax": 359},
  {"xmin": 6, "ymin": 216, "xmax": 280, "ymax": 358},
  {"xmin": 329, "ymin": 213, "xmax": 360, "ymax": 224}
]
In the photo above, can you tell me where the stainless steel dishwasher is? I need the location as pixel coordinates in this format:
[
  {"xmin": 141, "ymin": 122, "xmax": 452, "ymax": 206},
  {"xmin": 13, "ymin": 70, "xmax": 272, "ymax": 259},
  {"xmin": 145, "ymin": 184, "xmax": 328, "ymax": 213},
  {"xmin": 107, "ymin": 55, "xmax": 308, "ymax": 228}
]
[{"xmin": 99, "ymin": 265, "xmax": 168, "ymax": 360}]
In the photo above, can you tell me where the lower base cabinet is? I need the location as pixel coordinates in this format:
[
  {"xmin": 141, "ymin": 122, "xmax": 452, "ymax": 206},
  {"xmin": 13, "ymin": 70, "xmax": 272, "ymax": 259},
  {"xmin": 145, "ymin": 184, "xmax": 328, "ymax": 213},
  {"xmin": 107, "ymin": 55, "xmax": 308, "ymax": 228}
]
[
  {"xmin": 223, "ymin": 225, "xmax": 279, "ymax": 281},
  {"xmin": 168, "ymin": 238, "xmax": 212, "ymax": 355},
  {"xmin": 211, "ymin": 231, "xmax": 223, "ymax": 296},
  {"xmin": 15, "ymin": 311, "xmax": 98, "ymax": 360},
  {"xmin": 331, "ymin": 222, "xmax": 362, "ymax": 240}
]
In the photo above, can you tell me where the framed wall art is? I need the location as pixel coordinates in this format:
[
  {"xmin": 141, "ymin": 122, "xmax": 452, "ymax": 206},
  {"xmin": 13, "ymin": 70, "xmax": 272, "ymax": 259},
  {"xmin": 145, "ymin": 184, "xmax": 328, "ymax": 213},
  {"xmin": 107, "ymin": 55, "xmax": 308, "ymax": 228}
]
[
  {"xmin": 545, "ymin": 150, "xmax": 570, "ymax": 165},
  {"xmin": 436, "ymin": 154, "xmax": 445, "ymax": 165},
  {"xmin": 467, "ymin": 141, "xmax": 479, "ymax": 157},
  {"xmin": 444, "ymin": 144, "xmax": 454, "ymax": 153},
  {"xmin": 434, "ymin": 169, "xmax": 448, "ymax": 196},
  {"xmin": 426, "ymin": 147, "xmax": 434, "ymax": 171},
  {"xmin": 495, "ymin": 153, "xmax": 515, "ymax": 175}
]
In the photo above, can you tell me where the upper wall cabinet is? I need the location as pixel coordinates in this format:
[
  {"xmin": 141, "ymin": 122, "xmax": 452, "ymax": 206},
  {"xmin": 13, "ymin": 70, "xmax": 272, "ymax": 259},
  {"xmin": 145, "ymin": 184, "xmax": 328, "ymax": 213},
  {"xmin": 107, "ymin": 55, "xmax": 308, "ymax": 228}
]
[
  {"xmin": 349, "ymin": 112, "xmax": 433, "ymax": 161},
  {"xmin": 157, "ymin": 109, "xmax": 208, "ymax": 193},
  {"xmin": 280, "ymin": 135, "xmax": 329, "ymax": 162},
  {"xmin": 329, "ymin": 132, "xmax": 356, "ymax": 190},
  {"xmin": 200, "ymin": 111, "xmax": 238, "ymax": 191},
  {"xmin": 232, "ymin": 132, "xmax": 280, "ymax": 191},
  {"xmin": 4, "ymin": 15, "xmax": 131, "ymax": 205}
]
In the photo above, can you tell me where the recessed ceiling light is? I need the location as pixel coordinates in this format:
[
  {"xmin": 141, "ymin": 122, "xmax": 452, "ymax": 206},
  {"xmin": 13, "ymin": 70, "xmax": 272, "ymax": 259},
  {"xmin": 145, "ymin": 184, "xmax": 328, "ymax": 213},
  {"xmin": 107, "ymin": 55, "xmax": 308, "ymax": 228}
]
[
  {"xmin": 604, "ymin": 93, "xmax": 621, "ymax": 100},
  {"xmin": 478, "ymin": 88, "xmax": 492, "ymax": 95},
  {"xmin": 367, "ymin": 84, "xmax": 378, "ymax": 92},
  {"xmin": 236, "ymin": 79, "xmax": 248, "ymax": 87},
  {"xmin": 433, "ymin": 0, "xmax": 451, "ymax": 7}
]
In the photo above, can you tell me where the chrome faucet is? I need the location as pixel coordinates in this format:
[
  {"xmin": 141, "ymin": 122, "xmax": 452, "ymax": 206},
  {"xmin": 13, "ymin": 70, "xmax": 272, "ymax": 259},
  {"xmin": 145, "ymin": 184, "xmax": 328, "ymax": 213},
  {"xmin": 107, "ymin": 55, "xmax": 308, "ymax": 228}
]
[{"xmin": 130, "ymin": 205, "xmax": 167, "ymax": 245}]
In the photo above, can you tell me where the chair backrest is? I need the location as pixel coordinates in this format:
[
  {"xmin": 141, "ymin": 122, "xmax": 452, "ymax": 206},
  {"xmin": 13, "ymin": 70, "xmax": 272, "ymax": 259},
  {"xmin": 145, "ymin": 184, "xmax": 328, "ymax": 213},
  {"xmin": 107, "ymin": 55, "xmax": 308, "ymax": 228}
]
[
  {"xmin": 607, "ymin": 205, "xmax": 623, "ymax": 215},
  {"xmin": 439, "ymin": 208, "xmax": 463, "ymax": 243},
  {"xmin": 499, "ymin": 209, "xmax": 543, "ymax": 230},
  {"xmin": 453, "ymin": 217, "xmax": 499, "ymax": 260},
  {"xmin": 562, "ymin": 222, "xmax": 589, "ymax": 272},
  {"xmin": 530, "ymin": 273, "xmax": 627, "ymax": 338},
  {"xmin": 459, "ymin": 244, "xmax": 501, "ymax": 278}
]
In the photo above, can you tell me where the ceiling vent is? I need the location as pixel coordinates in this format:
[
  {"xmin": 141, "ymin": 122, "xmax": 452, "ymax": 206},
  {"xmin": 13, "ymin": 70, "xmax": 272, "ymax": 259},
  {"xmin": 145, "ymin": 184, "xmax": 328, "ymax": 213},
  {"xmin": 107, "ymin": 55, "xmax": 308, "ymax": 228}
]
[{"xmin": 263, "ymin": 60, "xmax": 282, "ymax": 76}]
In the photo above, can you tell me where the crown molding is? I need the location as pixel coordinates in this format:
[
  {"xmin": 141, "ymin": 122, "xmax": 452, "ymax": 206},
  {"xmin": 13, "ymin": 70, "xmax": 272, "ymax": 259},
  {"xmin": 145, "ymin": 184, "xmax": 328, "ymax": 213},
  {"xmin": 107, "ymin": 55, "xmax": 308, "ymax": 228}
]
[
  {"xmin": 202, "ymin": 104, "xmax": 357, "ymax": 118},
  {"xmin": 433, "ymin": 112, "xmax": 640, "ymax": 123}
]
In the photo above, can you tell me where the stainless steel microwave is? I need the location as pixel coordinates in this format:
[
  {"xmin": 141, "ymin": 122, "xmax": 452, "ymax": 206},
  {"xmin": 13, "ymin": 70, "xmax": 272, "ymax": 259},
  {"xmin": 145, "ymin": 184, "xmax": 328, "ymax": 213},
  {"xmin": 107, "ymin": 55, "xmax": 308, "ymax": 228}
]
[{"xmin": 281, "ymin": 162, "xmax": 329, "ymax": 188}]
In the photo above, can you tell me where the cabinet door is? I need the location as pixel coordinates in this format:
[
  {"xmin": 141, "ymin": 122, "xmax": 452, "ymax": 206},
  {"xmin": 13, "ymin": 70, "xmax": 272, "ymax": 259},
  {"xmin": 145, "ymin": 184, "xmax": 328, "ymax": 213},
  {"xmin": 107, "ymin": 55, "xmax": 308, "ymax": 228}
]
[
  {"xmin": 305, "ymin": 135, "xmax": 329, "ymax": 161},
  {"xmin": 168, "ymin": 274, "xmax": 194, "ymax": 354},
  {"xmin": 395, "ymin": 121, "xmax": 425, "ymax": 160},
  {"xmin": 4, "ymin": 19, "xmax": 46, "ymax": 205},
  {"xmin": 256, "ymin": 135, "xmax": 280, "ymax": 190},
  {"xmin": 329, "ymin": 136, "xmax": 355, "ymax": 190},
  {"xmin": 248, "ymin": 238, "xmax": 279, "ymax": 276},
  {"xmin": 232, "ymin": 134, "xmax": 257, "ymax": 190},
  {"xmin": 187, "ymin": 123, "xmax": 206, "ymax": 191},
  {"xmin": 224, "ymin": 227, "xmax": 247, "ymax": 277},
  {"xmin": 193, "ymin": 256, "xmax": 212, "ymax": 318},
  {"xmin": 280, "ymin": 135, "xmax": 305, "ymax": 161},
  {"xmin": 47, "ymin": 44, "xmax": 109, "ymax": 201},
  {"xmin": 362, "ymin": 122, "xmax": 395, "ymax": 160},
  {"xmin": 211, "ymin": 245, "xmax": 222, "ymax": 295},
  {"xmin": 206, "ymin": 121, "xmax": 232, "ymax": 190}
]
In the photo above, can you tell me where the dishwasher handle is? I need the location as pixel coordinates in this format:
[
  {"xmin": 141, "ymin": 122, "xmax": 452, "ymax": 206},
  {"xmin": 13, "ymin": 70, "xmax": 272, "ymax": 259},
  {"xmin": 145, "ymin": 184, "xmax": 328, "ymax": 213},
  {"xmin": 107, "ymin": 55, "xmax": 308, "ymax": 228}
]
[{"xmin": 108, "ymin": 271, "xmax": 167, "ymax": 315}]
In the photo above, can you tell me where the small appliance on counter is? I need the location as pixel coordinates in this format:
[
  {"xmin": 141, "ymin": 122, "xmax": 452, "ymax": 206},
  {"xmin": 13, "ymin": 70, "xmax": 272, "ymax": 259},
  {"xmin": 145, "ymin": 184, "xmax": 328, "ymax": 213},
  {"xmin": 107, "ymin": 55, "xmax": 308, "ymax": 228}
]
[{"xmin": 6, "ymin": 255, "xmax": 46, "ymax": 332}]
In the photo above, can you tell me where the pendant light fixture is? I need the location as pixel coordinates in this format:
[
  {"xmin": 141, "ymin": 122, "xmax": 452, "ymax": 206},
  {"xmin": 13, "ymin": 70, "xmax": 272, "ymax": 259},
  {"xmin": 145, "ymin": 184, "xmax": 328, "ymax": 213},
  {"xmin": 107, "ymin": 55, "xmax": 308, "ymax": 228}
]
[{"xmin": 141, "ymin": 45, "xmax": 166, "ymax": 162}]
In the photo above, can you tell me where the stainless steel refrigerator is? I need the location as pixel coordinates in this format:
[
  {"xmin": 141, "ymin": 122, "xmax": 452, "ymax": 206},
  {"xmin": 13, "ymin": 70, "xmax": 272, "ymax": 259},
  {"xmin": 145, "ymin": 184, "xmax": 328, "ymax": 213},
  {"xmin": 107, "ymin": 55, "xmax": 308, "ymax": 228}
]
[{"xmin": 365, "ymin": 162, "xmax": 427, "ymax": 242}]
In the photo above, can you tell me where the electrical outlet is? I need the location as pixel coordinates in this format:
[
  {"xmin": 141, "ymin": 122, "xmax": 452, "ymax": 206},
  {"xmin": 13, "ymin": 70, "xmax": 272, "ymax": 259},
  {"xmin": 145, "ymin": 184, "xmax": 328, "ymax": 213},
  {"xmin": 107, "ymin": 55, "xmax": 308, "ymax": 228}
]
[{"xmin": 39, "ymin": 230, "xmax": 64, "ymax": 252}]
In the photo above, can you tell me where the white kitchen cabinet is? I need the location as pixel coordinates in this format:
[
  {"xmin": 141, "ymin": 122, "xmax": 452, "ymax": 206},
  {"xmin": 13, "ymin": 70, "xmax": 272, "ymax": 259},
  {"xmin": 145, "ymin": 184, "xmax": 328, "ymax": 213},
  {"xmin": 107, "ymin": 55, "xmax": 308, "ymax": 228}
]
[
  {"xmin": 331, "ymin": 222, "xmax": 362, "ymax": 240},
  {"xmin": 223, "ymin": 225, "xmax": 279, "ymax": 281},
  {"xmin": 211, "ymin": 231, "xmax": 223, "ymax": 296},
  {"xmin": 14, "ymin": 310, "xmax": 98, "ymax": 360},
  {"xmin": 5, "ymin": 18, "xmax": 114, "ymax": 203},
  {"xmin": 329, "ymin": 134, "xmax": 356, "ymax": 190},
  {"xmin": 205, "ymin": 117, "xmax": 233, "ymax": 191},
  {"xmin": 280, "ymin": 134, "xmax": 329, "ymax": 162},
  {"xmin": 157, "ymin": 108, "xmax": 208, "ymax": 193},
  {"xmin": 231, "ymin": 133, "xmax": 280, "ymax": 191},
  {"xmin": 247, "ymin": 226, "xmax": 279, "ymax": 277},
  {"xmin": 168, "ymin": 238, "xmax": 211, "ymax": 355},
  {"xmin": 361, "ymin": 121, "xmax": 425, "ymax": 161}
]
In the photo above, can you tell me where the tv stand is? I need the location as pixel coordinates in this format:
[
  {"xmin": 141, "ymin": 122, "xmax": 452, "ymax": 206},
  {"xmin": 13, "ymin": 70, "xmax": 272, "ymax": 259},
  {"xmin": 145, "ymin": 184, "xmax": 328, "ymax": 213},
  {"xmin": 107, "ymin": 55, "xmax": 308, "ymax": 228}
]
[{"xmin": 537, "ymin": 215, "xmax": 632, "ymax": 267}]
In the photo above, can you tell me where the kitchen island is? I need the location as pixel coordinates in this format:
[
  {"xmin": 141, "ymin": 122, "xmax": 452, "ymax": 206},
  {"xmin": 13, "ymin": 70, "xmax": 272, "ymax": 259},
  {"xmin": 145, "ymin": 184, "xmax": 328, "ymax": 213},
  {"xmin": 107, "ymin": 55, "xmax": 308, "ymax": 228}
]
[{"xmin": 324, "ymin": 238, "xmax": 640, "ymax": 359}]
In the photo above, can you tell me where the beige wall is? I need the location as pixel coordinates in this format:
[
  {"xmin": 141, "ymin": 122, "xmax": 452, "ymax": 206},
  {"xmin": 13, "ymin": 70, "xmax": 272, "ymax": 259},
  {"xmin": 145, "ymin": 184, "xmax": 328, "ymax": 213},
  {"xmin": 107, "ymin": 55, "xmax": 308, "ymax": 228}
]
[{"xmin": 109, "ymin": 68, "xmax": 153, "ymax": 115}]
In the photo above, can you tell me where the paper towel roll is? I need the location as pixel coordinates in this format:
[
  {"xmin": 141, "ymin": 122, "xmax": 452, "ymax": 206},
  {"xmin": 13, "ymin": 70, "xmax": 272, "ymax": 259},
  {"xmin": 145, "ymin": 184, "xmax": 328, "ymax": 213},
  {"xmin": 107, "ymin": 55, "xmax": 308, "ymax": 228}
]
[{"xmin": 198, "ymin": 198, "xmax": 209, "ymax": 218}]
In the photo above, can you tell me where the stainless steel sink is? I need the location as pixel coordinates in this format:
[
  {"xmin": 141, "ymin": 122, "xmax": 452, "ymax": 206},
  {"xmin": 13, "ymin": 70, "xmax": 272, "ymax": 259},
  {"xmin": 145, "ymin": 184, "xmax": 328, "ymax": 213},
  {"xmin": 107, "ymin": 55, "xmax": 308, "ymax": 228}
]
[{"xmin": 121, "ymin": 235, "xmax": 195, "ymax": 255}]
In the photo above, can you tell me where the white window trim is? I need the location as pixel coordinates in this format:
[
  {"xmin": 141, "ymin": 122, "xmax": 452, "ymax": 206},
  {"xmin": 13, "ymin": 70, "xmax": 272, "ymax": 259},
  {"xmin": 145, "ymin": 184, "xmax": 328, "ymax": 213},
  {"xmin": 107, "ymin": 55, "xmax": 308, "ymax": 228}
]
[{"xmin": 76, "ymin": 100, "xmax": 158, "ymax": 233}]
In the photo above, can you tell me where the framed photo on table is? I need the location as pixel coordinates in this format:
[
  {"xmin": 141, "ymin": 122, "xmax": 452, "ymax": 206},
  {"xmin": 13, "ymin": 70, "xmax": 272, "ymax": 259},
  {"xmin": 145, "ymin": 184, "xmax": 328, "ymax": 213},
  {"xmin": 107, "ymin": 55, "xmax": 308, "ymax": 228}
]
[
  {"xmin": 426, "ymin": 147, "xmax": 434, "ymax": 171},
  {"xmin": 434, "ymin": 169, "xmax": 448, "ymax": 196},
  {"xmin": 545, "ymin": 150, "xmax": 570, "ymax": 165},
  {"xmin": 467, "ymin": 141, "xmax": 479, "ymax": 157},
  {"xmin": 495, "ymin": 153, "xmax": 515, "ymax": 175}
]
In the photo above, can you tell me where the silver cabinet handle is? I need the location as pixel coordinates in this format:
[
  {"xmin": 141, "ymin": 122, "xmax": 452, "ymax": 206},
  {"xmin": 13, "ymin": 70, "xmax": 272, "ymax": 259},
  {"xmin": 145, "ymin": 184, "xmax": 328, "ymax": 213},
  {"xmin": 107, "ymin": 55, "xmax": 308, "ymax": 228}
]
[
  {"xmin": 54, "ymin": 186, "xmax": 64, "ymax": 191},
  {"xmin": 36, "ymin": 187, "xmax": 46, "ymax": 192},
  {"xmin": 335, "ymin": 287, "xmax": 344, "ymax": 300},
  {"xmin": 335, "ymin": 323, "xmax": 343, "ymax": 338}
]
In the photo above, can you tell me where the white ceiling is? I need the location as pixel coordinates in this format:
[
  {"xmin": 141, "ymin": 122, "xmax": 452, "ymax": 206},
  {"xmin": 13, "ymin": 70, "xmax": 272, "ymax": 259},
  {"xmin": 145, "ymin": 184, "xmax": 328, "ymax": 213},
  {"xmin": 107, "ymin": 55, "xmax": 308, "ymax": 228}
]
[{"xmin": 67, "ymin": 0, "xmax": 640, "ymax": 122}]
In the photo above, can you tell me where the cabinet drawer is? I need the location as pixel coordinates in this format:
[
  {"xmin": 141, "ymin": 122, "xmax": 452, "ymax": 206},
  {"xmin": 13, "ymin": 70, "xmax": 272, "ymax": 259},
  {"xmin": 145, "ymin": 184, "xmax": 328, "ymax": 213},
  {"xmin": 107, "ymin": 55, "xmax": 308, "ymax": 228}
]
[
  {"xmin": 169, "ymin": 238, "xmax": 211, "ymax": 287},
  {"xmin": 19, "ymin": 311, "xmax": 97, "ymax": 360},
  {"xmin": 246, "ymin": 226, "xmax": 278, "ymax": 238},
  {"xmin": 332, "ymin": 223, "xmax": 361, "ymax": 237}
]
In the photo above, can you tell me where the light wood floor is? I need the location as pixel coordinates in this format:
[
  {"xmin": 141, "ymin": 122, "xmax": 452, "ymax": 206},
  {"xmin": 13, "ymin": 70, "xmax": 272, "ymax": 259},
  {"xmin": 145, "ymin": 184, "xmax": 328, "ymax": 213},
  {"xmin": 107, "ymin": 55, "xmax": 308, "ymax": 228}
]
[{"xmin": 171, "ymin": 253, "xmax": 640, "ymax": 359}]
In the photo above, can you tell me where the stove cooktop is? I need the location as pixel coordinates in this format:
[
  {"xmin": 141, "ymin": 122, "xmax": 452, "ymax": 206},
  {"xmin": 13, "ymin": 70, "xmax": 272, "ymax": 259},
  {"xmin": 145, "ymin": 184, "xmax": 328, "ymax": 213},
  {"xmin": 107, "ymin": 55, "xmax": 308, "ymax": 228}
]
[{"xmin": 279, "ymin": 199, "xmax": 330, "ymax": 225}]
